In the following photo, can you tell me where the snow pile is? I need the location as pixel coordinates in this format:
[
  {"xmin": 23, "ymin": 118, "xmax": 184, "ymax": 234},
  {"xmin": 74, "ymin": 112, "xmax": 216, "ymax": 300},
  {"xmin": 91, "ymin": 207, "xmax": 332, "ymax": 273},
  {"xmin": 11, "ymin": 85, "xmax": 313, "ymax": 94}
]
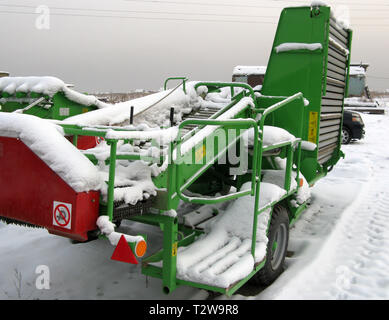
[
  {"xmin": 176, "ymin": 182, "xmax": 286, "ymax": 288},
  {"xmin": 0, "ymin": 76, "xmax": 109, "ymax": 109},
  {"xmin": 246, "ymin": 125, "xmax": 297, "ymax": 148},
  {"xmin": 184, "ymin": 206, "xmax": 219, "ymax": 228},
  {"xmin": 64, "ymin": 82, "xmax": 194, "ymax": 127},
  {"xmin": 263, "ymin": 126, "xmax": 297, "ymax": 147},
  {"xmin": 275, "ymin": 43, "xmax": 323, "ymax": 53},
  {"xmin": 311, "ymin": 0, "xmax": 328, "ymax": 6},
  {"xmin": 301, "ymin": 140, "xmax": 317, "ymax": 151},
  {"xmin": 344, "ymin": 97, "xmax": 378, "ymax": 108},
  {"xmin": 64, "ymin": 81, "xmax": 233, "ymax": 128},
  {"xmin": 97, "ymin": 158, "xmax": 157, "ymax": 205},
  {"xmin": 331, "ymin": 4, "xmax": 351, "ymax": 30},
  {"xmin": 0, "ymin": 113, "xmax": 159, "ymax": 204},
  {"xmin": 0, "ymin": 76, "xmax": 65, "ymax": 96},
  {"xmin": 63, "ymin": 87, "xmax": 109, "ymax": 109},
  {"xmin": 233, "ymin": 66, "xmax": 266, "ymax": 76},
  {"xmin": 0, "ymin": 113, "xmax": 101, "ymax": 192},
  {"xmin": 349, "ymin": 66, "xmax": 366, "ymax": 77},
  {"xmin": 262, "ymin": 169, "xmax": 310, "ymax": 205},
  {"xmin": 310, "ymin": 1, "xmax": 351, "ymax": 30}
]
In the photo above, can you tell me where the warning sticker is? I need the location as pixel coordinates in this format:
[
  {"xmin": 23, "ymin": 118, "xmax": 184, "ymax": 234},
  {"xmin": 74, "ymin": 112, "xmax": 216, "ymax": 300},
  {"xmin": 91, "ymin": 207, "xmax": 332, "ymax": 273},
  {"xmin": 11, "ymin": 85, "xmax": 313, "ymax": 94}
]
[
  {"xmin": 308, "ymin": 111, "xmax": 318, "ymax": 144},
  {"xmin": 172, "ymin": 242, "xmax": 178, "ymax": 257},
  {"xmin": 53, "ymin": 201, "xmax": 72, "ymax": 230}
]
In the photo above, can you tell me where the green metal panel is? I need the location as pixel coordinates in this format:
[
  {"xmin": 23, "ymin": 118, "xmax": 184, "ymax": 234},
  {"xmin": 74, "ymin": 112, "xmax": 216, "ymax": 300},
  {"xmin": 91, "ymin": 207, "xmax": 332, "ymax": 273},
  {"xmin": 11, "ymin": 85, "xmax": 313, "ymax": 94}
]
[
  {"xmin": 51, "ymin": 92, "xmax": 96, "ymax": 120},
  {"xmin": 260, "ymin": 5, "xmax": 352, "ymax": 184},
  {"xmin": 0, "ymin": 90, "xmax": 97, "ymax": 120}
]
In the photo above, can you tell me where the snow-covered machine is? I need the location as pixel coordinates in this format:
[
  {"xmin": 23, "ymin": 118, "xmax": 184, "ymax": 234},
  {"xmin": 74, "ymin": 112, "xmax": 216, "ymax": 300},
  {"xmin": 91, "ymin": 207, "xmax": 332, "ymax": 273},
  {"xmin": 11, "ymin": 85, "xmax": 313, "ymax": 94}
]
[
  {"xmin": 0, "ymin": 4, "xmax": 352, "ymax": 296},
  {"xmin": 0, "ymin": 77, "xmax": 110, "ymax": 149}
]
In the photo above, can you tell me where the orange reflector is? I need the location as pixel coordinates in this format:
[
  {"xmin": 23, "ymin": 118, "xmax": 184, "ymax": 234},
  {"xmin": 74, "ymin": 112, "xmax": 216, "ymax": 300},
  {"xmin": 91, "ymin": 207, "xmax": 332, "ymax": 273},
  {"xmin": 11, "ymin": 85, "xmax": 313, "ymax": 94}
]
[
  {"xmin": 299, "ymin": 178, "xmax": 304, "ymax": 187},
  {"xmin": 135, "ymin": 240, "xmax": 147, "ymax": 258}
]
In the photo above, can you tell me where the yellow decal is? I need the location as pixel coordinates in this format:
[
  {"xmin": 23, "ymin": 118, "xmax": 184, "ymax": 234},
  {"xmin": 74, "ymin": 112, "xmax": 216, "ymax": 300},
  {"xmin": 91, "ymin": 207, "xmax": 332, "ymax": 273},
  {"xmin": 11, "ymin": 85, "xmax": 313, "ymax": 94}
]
[
  {"xmin": 82, "ymin": 107, "xmax": 89, "ymax": 113},
  {"xmin": 195, "ymin": 145, "xmax": 206, "ymax": 163},
  {"xmin": 308, "ymin": 111, "xmax": 318, "ymax": 143},
  {"xmin": 172, "ymin": 242, "xmax": 178, "ymax": 257}
]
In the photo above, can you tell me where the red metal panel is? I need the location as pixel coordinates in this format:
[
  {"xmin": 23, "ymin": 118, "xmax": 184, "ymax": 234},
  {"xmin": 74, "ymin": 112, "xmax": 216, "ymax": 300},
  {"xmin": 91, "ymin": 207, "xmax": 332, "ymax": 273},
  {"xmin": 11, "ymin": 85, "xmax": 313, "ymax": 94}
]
[
  {"xmin": 65, "ymin": 135, "xmax": 99, "ymax": 150},
  {"xmin": 0, "ymin": 136, "xmax": 100, "ymax": 241}
]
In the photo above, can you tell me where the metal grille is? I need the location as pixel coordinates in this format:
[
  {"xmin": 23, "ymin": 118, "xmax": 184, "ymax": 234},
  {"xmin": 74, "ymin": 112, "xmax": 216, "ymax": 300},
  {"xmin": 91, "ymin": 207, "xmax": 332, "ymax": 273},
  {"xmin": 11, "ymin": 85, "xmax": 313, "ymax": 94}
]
[
  {"xmin": 180, "ymin": 106, "xmax": 222, "ymax": 136},
  {"xmin": 318, "ymin": 18, "xmax": 349, "ymax": 165}
]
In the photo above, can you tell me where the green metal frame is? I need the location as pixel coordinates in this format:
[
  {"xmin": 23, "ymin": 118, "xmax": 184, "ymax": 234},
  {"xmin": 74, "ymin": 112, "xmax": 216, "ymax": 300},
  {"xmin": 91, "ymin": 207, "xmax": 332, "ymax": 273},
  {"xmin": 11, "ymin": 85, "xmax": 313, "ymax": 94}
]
[
  {"xmin": 54, "ymin": 4, "xmax": 353, "ymax": 296},
  {"xmin": 59, "ymin": 83, "xmax": 306, "ymax": 296},
  {"xmin": 139, "ymin": 91, "xmax": 305, "ymax": 296}
]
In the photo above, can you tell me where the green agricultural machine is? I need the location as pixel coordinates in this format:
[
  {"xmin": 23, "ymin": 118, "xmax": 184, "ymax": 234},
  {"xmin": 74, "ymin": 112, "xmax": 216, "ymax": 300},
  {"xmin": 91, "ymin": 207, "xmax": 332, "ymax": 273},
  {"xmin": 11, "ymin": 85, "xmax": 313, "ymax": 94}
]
[
  {"xmin": 0, "ymin": 76, "xmax": 103, "ymax": 120},
  {"xmin": 0, "ymin": 4, "xmax": 352, "ymax": 296}
]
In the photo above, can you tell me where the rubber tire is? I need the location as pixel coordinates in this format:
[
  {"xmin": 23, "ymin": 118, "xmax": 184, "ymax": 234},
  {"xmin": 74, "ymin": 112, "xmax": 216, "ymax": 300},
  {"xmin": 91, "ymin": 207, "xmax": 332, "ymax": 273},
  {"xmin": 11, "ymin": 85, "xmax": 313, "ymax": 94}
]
[
  {"xmin": 342, "ymin": 126, "xmax": 352, "ymax": 145},
  {"xmin": 251, "ymin": 205, "xmax": 289, "ymax": 286}
]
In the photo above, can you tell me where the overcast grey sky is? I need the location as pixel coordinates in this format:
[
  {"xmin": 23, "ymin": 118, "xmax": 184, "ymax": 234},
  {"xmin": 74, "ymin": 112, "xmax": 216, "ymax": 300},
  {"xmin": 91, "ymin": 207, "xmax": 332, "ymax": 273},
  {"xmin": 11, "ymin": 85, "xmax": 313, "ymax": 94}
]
[{"xmin": 1, "ymin": 0, "xmax": 388, "ymax": 92}]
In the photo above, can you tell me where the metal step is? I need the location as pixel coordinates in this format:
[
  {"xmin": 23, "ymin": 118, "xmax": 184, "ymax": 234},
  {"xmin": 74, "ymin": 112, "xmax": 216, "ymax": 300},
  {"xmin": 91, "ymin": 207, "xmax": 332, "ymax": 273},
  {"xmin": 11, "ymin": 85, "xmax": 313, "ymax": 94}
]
[
  {"xmin": 330, "ymin": 20, "xmax": 348, "ymax": 45},
  {"xmin": 320, "ymin": 118, "xmax": 341, "ymax": 128},
  {"xmin": 328, "ymin": 46, "xmax": 347, "ymax": 63},
  {"xmin": 180, "ymin": 106, "xmax": 222, "ymax": 135}
]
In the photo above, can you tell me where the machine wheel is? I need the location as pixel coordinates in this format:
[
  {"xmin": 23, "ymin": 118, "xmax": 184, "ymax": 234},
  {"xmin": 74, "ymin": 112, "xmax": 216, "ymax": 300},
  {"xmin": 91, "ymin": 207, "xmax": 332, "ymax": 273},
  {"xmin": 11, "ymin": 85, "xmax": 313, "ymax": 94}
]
[
  {"xmin": 342, "ymin": 126, "xmax": 352, "ymax": 144},
  {"xmin": 251, "ymin": 205, "xmax": 289, "ymax": 286}
]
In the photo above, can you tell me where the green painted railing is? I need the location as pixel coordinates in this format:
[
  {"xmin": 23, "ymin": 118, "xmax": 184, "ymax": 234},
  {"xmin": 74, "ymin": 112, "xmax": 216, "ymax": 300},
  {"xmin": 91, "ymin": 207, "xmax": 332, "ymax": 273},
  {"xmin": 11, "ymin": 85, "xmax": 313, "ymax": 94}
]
[
  {"xmin": 174, "ymin": 118, "xmax": 259, "ymax": 203},
  {"xmin": 194, "ymin": 81, "xmax": 258, "ymax": 108},
  {"xmin": 164, "ymin": 77, "xmax": 188, "ymax": 94}
]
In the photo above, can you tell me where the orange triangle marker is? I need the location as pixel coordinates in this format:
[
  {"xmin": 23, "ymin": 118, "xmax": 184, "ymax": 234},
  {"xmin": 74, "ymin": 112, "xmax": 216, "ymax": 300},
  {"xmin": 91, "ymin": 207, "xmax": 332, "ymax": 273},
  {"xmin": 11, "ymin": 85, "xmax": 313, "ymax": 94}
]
[{"xmin": 111, "ymin": 235, "xmax": 138, "ymax": 264}]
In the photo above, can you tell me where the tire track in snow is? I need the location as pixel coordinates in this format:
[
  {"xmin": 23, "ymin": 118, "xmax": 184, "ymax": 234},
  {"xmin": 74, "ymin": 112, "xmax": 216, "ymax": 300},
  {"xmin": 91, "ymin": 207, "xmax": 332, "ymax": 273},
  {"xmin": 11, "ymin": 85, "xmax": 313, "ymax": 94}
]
[{"xmin": 258, "ymin": 113, "xmax": 389, "ymax": 300}]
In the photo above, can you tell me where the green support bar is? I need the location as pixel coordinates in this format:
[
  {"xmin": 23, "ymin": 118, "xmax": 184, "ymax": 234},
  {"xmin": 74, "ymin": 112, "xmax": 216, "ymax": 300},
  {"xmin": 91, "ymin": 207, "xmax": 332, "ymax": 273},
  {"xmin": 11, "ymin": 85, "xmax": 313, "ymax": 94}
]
[
  {"xmin": 106, "ymin": 140, "xmax": 117, "ymax": 221},
  {"xmin": 161, "ymin": 217, "xmax": 178, "ymax": 294},
  {"xmin": 284, "ymin": 145, "xmax": 293, "ymax": 192}
]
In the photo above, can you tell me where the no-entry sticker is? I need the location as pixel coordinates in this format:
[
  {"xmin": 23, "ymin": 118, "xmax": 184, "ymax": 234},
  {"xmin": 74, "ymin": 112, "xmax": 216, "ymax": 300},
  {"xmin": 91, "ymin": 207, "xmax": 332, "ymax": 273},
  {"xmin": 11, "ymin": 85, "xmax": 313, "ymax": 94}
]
[{"xmin": 53, "ymin": 201, "xmax": 72, "ymax": 230}]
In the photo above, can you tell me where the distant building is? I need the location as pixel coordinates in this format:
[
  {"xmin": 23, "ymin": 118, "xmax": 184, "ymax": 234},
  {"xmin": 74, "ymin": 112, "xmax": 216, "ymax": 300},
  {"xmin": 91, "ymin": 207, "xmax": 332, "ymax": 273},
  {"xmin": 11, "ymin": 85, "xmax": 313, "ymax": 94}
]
[
  {"xmin": 232, "ymin": 66, "xmax": 266, "ymax": 89},
  {"xmin": 348, "ymin": 63, "xmax": 369, "ymax": 97},
  {"xmin": 0, "ymin": 71, "xmax": 9, "ymax": 78}
]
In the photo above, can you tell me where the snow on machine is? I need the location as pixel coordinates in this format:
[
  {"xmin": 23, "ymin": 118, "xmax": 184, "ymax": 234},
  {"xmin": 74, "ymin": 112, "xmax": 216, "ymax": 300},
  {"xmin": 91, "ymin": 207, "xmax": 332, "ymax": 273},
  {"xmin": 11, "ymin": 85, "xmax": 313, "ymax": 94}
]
[{"xmin": 0, "ymin": 4, "xmax": 352, "ymax": 296}]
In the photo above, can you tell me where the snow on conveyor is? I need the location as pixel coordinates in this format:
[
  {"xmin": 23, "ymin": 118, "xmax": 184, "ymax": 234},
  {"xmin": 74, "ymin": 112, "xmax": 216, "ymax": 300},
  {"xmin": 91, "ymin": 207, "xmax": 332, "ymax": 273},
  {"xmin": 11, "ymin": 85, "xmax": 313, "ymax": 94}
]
[
  {"xmin": 63, "ymin": 82, "xmax": 233, "ymax": 128},
  {"xmin": 176, "ymin": 182, "xmax": 287, "ymax": 288}
]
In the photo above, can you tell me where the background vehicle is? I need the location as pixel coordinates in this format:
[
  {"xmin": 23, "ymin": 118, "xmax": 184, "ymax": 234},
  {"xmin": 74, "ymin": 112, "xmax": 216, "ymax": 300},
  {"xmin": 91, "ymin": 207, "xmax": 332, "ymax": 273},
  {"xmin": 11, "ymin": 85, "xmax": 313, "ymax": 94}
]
[{"xmin": 342, "ymin": 110, "xmax": 365, "ymax": 144}]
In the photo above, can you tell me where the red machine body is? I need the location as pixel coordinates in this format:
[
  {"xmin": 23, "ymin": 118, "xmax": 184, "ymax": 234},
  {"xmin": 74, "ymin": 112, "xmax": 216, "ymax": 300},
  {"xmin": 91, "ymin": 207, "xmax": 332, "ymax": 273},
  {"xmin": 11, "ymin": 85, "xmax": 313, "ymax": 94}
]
[
  {"xmin": 66, "ymin": 135, "xmax": 101, "ymax": 150},
  {"xmin": 0, "ymin": 136, "xmax": 100, "ymax": 242}
]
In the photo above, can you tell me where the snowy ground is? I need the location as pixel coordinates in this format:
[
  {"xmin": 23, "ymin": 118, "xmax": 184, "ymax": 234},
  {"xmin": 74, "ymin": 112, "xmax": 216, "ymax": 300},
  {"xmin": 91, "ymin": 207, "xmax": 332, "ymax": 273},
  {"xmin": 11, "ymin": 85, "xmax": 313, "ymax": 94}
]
[{"xmin": 0, "ymin": 106, "xmax": 388, "ymax": 300}]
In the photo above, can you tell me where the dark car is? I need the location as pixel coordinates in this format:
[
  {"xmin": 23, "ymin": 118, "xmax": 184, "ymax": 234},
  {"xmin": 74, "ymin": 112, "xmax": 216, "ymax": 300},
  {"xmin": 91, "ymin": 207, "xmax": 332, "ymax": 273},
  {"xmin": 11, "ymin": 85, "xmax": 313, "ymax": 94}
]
[{"xmin": 342, "ymin": 110, "xmax": 365, "ymax": 144}]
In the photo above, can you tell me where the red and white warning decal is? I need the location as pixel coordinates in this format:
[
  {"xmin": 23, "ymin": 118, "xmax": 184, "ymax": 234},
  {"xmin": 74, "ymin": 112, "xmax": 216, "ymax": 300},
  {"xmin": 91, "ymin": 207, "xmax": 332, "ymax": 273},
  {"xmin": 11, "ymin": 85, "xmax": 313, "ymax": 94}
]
[{"xmin": 53, "ymin": 201, "xmax": 72, "ymax": 230}]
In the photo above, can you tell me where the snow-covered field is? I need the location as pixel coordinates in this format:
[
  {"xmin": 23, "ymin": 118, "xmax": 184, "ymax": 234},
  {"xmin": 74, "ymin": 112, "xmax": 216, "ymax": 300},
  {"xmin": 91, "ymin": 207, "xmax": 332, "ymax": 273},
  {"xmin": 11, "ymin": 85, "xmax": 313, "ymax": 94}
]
[{"xmin": 0, "ymin": 107, "xmax": 388, "ymax": 300}]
